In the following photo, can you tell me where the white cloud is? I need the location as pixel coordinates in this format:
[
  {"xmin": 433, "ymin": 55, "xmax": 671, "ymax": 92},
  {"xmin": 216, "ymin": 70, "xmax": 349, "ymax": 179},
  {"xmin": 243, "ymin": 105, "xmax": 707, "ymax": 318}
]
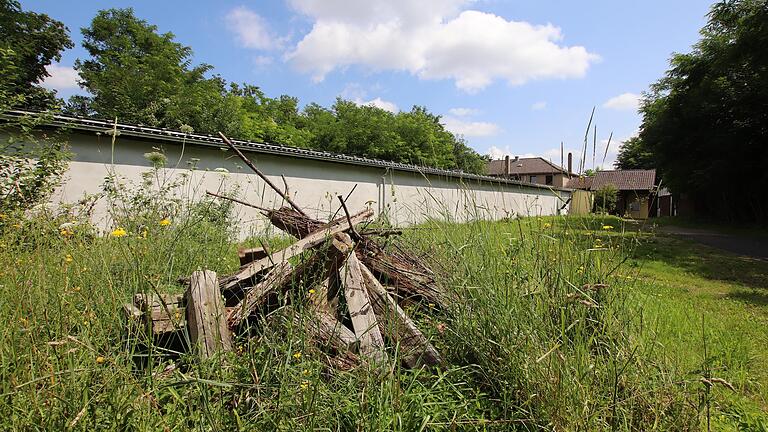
[
  {"xmin": 448, "ymin": 107, "xmax": 480, "ymax": 117},
  {"xmin": 226, "ymin": 6, "xmax": 282, "ymax": 50},
  {"xmin": 39, "ymin": 63, "xmax": 79, "ymax": 91},
  {"xmin": 253, "ymin": 55, "xmax": 274, "ymax": 67},
  {"xmin": 443, "ymin": 116, "xmax": 500, "ymax": 137},
  {"xmin": 354, "ymin": 97, "xmax": 399, "ymax": 113},
  {"xmin": 531, "ymin": 101, "xmax": 547, "ymax": 110},
  {"xmin": 603, "ymin": 92, "xmax": 640, "ymax": 111},
  {"xmin": 286, "ymin": 0, "xmax": 598, "ymax": 91},
  {"xmin": 487, "ymin": 146, "xmax": 536, "ymax": 160}
]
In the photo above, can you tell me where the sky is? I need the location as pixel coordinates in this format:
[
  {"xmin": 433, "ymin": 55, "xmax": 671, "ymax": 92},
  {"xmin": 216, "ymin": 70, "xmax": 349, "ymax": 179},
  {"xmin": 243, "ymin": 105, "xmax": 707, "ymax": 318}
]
[{"xmin": 25, "ymin": 0, "xmax": 714, "ymax": 170}]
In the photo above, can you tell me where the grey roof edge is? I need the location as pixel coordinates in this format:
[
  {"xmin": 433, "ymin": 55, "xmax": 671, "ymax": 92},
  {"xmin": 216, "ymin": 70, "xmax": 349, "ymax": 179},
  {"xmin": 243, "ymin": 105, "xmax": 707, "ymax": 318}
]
[{"xmin": 2, "ymin": 110, "xmax": 571, "ymax": 193}]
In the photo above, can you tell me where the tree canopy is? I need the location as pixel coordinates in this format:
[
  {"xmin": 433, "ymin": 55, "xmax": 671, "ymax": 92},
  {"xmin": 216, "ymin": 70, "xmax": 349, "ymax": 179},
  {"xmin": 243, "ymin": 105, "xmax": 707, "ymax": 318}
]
[
  {"xmin": 0, "ymin": 0, "xmax": 73, "ymax": 109},
  {"xmin": 633, "ymin": 0, "xmax": 768, "ymax": 222},
  {"xmin": 67, "ymin": 8, "xmax": 488, "ymax": 174},
  {"xmin": 615, "ymin": 137, "xmax": 655, "ymax": 170}
]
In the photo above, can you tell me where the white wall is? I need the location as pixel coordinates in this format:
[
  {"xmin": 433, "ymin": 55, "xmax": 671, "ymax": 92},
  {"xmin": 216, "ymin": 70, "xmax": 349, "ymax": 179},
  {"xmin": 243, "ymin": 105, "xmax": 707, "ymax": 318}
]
[{"xmin": 47, "ymin": 132, "xmax": 569, "ymax": 235}]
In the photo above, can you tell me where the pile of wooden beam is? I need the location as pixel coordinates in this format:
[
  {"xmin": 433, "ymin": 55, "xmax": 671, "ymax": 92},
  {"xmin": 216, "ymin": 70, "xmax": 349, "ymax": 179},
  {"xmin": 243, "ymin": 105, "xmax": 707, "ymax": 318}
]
[{"xmin": 122, "ymin": 133, "xmax": 445, "ymax": 369}]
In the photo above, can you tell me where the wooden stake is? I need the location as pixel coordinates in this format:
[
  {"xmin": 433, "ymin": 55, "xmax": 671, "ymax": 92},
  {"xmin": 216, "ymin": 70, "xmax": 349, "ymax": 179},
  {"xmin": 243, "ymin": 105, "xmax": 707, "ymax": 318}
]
[{"xmin": 186, "ymin": 270, "xmax": 233, "ymax": 359}]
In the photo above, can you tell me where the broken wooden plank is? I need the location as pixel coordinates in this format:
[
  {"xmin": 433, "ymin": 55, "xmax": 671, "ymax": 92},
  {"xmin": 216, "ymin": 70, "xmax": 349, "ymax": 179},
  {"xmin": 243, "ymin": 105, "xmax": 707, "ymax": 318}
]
[
  {"xmin": 238, "ymin": 245, "xmax": 270, "ymax": 266},
  {"xmin": 296, "ymin": 312, "xmax": 357, "ymax": 354},
  {"xmin": 221, "ymin": 208, "xmax": 373, "ymax": 291},
  {"xmin": 122, "ymin": 303, "xmax": 142, "ymax": 320},
  {"xmin": 150, "ymin": 304, "xmax": 186, "ymax": 335},
  {"xmin": 339, "ymin": 242, "xmax": 387, "ymax": 363},
  {"xmin": 360, "ymin": 262, "xmax": 442, "ymax": 368},
  {"xmin": 186, "ymin": 270, "xmax": 233, "ymax": 359},
  {"xmin": 133, "ymin": 293, "xmax": 184, "ymax": 311},
  {"xmin": 266, "ymin": 206, "xmax": 446, "ymax": 308},
  {"xmin": 227, "ymin": 262, "xmax": 294, "ymax": 328}
]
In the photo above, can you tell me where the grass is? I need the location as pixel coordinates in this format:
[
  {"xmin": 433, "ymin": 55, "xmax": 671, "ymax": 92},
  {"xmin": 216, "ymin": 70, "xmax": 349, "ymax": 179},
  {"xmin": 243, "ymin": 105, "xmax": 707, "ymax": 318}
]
[{"xmin": 1, "ymin": 173, "xmax": 768, "ymax": 431}]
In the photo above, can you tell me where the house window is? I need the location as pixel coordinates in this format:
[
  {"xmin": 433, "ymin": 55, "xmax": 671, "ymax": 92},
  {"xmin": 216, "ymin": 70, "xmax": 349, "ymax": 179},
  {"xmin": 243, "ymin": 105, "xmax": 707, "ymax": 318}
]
[
  {"xmin": 545, "ymin": 175, "xmax": 553, "ymax": 185},
  {"xmin": 529, "ymin": 175, "xmax": 537, "ymax": 183}
]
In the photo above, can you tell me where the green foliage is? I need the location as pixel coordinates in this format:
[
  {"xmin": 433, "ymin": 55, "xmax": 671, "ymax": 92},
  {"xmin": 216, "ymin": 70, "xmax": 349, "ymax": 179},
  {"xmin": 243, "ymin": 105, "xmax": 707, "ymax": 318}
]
[
  {"xmin": 67, "ymin": 8, "xmax": 487, "ymax": 174},
  {"xmin": 72, "ymin": 8, "xmax": 240, "ymax": 136},
  {"xmin": 0, "ymin": 0, "xmax": 73, "ymax": 109},
  {"xmin": 639, "ymin": 0, "xmax": 768, "ymax": 222},
  {"xmin": 615, "ymin": 137, "xmax": 656, "ymax": 170},
  {"xmin": 594, "ymin": 184, "xmax": 618, "ymax": 214}
]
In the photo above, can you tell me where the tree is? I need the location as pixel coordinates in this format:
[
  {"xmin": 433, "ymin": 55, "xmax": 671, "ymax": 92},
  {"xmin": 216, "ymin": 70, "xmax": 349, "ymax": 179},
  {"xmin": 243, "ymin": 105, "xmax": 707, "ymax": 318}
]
[
  {"xmin": 639, "ymin": 0, "xmax": 768, "ymax": 222},
  {"xmin": 73, "ymin": 8, "xmax": 239, "ymax": 135},
  {"xmin": 615, "ymin": 137, "xmax": 655, "ymax": 169},
  {"xmin": 0, "ymin": 0, "xmax": 73, "ymax": 109}
]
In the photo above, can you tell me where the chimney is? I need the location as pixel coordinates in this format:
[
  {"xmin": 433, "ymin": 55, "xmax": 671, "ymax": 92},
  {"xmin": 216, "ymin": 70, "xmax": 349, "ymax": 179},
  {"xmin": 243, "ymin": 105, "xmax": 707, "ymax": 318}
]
[
  {"xmin": 567, "ymin": 152, "xmax": 573, "ymax": 174},
  {"xmin": 513, "ymin": 156, "xmax": 519, "ymax": 163},
  {"xmin": 504, "ymin": 155, "xmax": 510, "ymax": 177}
]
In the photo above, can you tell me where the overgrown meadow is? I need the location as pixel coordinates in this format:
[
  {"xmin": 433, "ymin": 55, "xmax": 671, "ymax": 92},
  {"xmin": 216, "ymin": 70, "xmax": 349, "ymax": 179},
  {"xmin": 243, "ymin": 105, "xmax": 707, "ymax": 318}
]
[{"xmin": 0, "ymin": 163, "xmax": 761, "ymax": 431}]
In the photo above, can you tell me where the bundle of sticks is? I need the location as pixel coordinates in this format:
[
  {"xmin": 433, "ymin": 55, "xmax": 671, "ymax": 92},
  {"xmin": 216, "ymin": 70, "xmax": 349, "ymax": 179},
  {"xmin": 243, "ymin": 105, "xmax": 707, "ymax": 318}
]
[{"xmin": 124, "ymin": 133, "xmax": 446, "ymax": 369}]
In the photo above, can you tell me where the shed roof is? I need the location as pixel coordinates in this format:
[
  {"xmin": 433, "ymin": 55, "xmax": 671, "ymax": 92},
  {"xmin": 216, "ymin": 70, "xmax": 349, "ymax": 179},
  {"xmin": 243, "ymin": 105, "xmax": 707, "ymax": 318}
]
[
  {"xmin": 487, "ymin": 157, "xmax": 571, "ymax": 176},
  {"xmin": 585, "ymin": 169, "xmax": 656, "ymax": 191}
]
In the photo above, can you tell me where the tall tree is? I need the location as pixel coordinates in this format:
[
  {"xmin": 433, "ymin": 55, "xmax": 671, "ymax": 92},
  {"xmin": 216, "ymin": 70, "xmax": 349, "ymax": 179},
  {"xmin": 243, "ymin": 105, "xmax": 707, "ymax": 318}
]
[
  {"xmin": 72, "ymin": 8, "xmax": 239, "ymax": 135},
  {"xmin": 615, "ymin": 137, "xmax": 655, "ymax": 169},
  {"xmin": 639, "ymin": 0, "xmax": 768, "ymax": 222},
  {"xmin": 0, "ymin": 0, "xmax": 73, "ymax": 109}
]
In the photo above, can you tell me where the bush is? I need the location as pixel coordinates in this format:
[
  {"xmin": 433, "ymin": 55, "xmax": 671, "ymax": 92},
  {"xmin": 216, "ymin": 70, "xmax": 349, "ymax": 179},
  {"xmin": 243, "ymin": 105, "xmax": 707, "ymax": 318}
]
[{"xmin": 594, "ymin": 184, "xmax": 618, "ymax": 214}]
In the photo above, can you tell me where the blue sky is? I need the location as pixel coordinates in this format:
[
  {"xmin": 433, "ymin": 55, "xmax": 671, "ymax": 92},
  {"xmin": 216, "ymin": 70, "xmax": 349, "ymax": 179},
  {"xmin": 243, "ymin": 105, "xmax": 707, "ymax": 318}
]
[{"xmin": 26, "ymin": 0, "xmax": 713, "ymax": 169}]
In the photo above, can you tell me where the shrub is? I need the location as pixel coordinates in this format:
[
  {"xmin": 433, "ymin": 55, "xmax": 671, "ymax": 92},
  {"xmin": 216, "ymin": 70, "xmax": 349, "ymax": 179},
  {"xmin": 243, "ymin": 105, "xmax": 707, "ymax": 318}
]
[{"xmin": 594, "ymin": 184, "xmax": 618, "ymax": 214}]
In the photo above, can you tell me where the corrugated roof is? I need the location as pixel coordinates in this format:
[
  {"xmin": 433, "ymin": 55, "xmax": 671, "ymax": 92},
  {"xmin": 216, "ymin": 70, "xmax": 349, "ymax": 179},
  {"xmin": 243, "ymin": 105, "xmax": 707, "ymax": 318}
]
[
  {"xmin": 590, "ymin": 169, "xmax": 656, "ymax": 191},
  {"xmin": 487, "ymin": 157, "xmax": 570, "ymax": 176},
  {"xmin": 2, "ymin": 110, "xmax": 572, "ymax": 192}
]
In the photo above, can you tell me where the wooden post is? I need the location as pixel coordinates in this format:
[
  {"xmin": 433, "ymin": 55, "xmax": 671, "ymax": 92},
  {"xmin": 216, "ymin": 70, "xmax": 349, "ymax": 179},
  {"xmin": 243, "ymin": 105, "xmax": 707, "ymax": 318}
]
[
  {"xmin": 339, "ymin": 240, "xmax": 387, "ymax": 364},
  {"xmin": 186, "ymin": 270, "xmax": 233, "ymax": 359}
]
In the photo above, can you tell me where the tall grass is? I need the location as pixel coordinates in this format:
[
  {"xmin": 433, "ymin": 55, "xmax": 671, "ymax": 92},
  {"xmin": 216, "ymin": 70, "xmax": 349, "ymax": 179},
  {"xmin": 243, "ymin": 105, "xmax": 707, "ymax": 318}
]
[{"xmin": 0, "ymin": 162, "xmax": 725, "ymax": 430}]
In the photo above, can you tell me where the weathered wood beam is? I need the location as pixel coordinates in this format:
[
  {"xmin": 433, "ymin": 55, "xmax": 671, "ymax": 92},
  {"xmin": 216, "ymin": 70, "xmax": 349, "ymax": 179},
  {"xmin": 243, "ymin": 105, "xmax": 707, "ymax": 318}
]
[
  {"xmin": 360, "ymin": 262, "xmax": 442, "ymax": 368},
  {"xmin": 221, "ymin": 208, "xmax": 373, "ymax": 291},
  {"xmin": 186, "ymin": 270, "xmax": 233, "ymax": 359},
  {"xmin": 227, "ymin": 262, "xmax": 294, "ymax": 328},
  {"xmin": 298, "ymin": 312, "xmax": 357, "ymax": 353},
  {"xmin": 238, "ymin": 245, "xmax": 270, "ymax": 266},
  {"xmin": 338, "ymin": 238, "xmax": 387, "ymax": 363}
]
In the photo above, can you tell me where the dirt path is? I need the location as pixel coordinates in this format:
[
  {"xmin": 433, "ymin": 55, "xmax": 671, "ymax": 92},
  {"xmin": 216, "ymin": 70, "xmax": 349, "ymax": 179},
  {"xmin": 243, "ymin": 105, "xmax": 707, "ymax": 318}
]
[{"xmin": 657, "ymin": 226, "xmax": 768, "ymax": 260}]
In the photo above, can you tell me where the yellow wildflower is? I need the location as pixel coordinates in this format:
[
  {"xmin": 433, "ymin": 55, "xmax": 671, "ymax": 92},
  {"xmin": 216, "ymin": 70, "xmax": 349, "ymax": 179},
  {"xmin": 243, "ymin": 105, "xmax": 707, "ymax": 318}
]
[
  {"xmin": 300, "ymin": 380, "xmax": 309, "ymax": 390},
  {"xmin": 602, "ymin": 225, "xmax": 614, "ymax": 230},
  {"xmin": 96, "ymin": 356, "xmax": 105, "ymax": 364},
  {"xmin": 159, "ymin": 218, "xmax": 171, "ymax": 227},
  {"xmin": 65, "ymin": 254, "xmax": 73, "ymax": 263},
  {"xmin": 543, "ymin": 223, "xmax": 552, "ymax": 228},
  {"xmin": 73, "ymin": 286, "xmax": 81, "ymax": 292},
  {"xmin": 293, "ymin": 351, "xmax": 302, "ymax": 359},
  {"xmin": 308, "ymin": 289, "xmax": 316, "ymax": 295},
  {"xmin": 110, "ymin": 227, "xmax": 127, "ymax": 238},
  {"xmin": 140, "ymin": 229, "xmax": 148, "ymax": 239},
  {"xmin": 302, "ymin": 369, "xmax": 310, "ymax": 376},
  {"xmin": 12, "ymin": 223, "xmax": 21, "ymax": 229}
]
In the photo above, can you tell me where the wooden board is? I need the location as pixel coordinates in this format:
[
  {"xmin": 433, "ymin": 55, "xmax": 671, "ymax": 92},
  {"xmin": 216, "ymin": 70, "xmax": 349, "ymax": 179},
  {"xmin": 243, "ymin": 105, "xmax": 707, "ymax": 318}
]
[
  {"xmin": 227, "ymin": 262, "xmax": 294, "ymax": 328},
  {"xmin": 340, "ymin": 244, "xmax": 387, "ymax": 363},
  {"xmin": 186, "ymin": 270, "xmax": 233, "ymax": 359},
  {"xmin": 238, "ymin": 246, "xmax": 269, "ymax": 266},
  {"xmin": 299, "ymin": 312, "xmax": 357, "ymax": 353},
  {"xmin": 221, "ymin": 209, "xmax": 373, "ymax": 290},
  {"xmin": 360, "ymin": 262, "xmax": 442, "ymax": 368}
]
